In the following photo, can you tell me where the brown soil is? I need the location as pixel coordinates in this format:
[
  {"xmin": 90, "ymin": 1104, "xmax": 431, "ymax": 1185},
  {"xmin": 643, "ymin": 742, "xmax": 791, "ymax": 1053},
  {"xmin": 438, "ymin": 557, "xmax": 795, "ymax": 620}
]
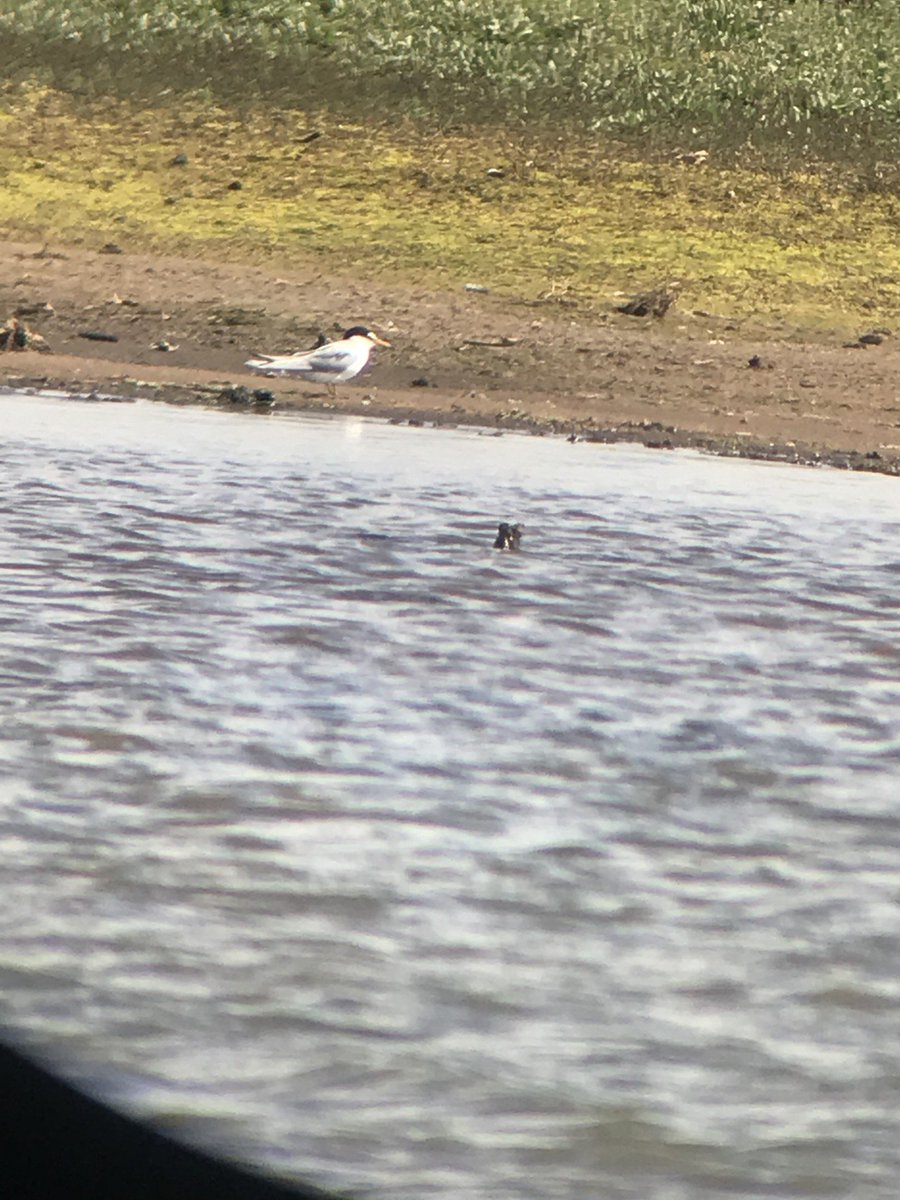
[{"xmin": 2, "ymin": 239, "xmax": 899, "ymax": 475}]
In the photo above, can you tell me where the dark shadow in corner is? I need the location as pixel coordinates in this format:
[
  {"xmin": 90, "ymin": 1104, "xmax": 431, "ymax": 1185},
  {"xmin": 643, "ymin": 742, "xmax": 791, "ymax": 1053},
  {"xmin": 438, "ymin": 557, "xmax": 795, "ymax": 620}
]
[{"xmin": 0, "ymin": 1037, "xmax": 353, "ymax": 1200}]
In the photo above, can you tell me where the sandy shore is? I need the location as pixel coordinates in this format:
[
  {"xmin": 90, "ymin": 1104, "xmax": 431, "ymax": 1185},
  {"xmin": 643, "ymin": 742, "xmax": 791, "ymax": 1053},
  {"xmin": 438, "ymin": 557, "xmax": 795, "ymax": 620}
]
[{"xmin": 3, "ymin": 239, "xmax": 899, "ymax": 475}]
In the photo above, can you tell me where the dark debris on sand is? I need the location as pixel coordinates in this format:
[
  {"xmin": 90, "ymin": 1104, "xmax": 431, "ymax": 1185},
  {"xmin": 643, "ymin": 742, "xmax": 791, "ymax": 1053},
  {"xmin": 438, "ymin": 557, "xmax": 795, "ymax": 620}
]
[{"xmin": 1, "ymin": 317, "xmax": 51, "ymax": 352}]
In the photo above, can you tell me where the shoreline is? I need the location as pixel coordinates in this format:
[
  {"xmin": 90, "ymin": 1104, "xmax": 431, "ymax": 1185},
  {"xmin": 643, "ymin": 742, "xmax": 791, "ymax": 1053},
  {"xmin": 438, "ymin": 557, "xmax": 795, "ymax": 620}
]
[
  {"xmin": 3, "ymin": 362, "xmax": 896, "ymax": 480},
  {"xmin": 3, "ymin": 240, "xmax": 900, "ymax": 478}
]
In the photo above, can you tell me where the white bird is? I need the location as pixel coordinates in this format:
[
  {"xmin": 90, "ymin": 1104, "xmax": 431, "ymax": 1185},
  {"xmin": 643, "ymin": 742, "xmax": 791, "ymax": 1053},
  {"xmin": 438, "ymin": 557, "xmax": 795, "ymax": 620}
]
[{"xmin": 245, "ymin": 326, "xmax": 391, "ymax": 396}]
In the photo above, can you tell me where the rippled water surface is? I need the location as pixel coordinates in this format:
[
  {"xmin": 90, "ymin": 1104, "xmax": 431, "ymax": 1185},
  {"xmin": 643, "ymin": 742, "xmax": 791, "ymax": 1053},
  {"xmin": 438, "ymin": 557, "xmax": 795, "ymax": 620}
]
[{"xmin": 3, "ymin": 391, "xmax": 900, "ymax": 1199}]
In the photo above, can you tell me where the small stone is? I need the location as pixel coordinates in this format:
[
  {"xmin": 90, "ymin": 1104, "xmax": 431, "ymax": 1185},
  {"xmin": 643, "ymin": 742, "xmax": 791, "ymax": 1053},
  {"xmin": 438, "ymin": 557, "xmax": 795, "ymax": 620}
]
[
  {"xmin": 218, "ymin": 385, "xmax": 252, "ymax": 405},
  {"xmin": 170, "ymin": 153, "xmax": 189, "ymax": 166},
  {"xmin": 13, "ymin": 302, "xmax": 54, "ymax": 318},
  {"xmin": 227, "ymin": 180, "xmax": 243, "ymax": 191},
  {"xmin": 216, "ymin": 385, "xmax": 274, "ymax": 408},
  {"xmin": 100, "ymin": 243, "xmax": 123, "ymax": 255}
]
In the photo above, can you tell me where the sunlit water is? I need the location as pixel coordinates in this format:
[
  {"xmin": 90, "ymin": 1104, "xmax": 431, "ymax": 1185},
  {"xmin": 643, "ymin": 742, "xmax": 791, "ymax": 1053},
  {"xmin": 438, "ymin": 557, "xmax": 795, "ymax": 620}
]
[{"xmin": 2, "ymin": 391, "xmax": 900, "ymax": 1199}]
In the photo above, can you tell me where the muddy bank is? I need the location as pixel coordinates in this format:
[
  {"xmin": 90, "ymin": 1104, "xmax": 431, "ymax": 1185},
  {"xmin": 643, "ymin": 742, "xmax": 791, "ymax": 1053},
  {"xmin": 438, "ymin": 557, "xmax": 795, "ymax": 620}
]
[{"xmin": 2, "ymin": 240, "xmax": 900, "ymax": 477}]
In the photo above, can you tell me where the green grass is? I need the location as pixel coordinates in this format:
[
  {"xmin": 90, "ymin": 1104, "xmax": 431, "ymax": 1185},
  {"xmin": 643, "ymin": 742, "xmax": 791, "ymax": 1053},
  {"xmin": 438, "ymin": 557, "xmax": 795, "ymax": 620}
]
[{"xmin": 4, "ymin": 0, "xmax": 900, "ymax": 162}]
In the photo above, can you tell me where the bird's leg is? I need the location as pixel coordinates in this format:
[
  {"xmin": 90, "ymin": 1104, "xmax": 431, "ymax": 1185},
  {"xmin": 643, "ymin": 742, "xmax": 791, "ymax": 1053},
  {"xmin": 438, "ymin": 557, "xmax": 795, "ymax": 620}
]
[{"xmin": 327, "ymin": 382, "xmax": 337, "ymax": 400}]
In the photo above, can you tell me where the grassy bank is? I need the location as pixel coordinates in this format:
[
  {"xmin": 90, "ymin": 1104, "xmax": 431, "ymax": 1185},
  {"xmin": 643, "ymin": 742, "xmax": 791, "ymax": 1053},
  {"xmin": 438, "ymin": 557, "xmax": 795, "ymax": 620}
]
[
  {"xmin": 4, "ymin": 84, "xmax": 900, "ymax": 335},
  {"xmin": 3, "ymin": 1, "xmax": 900, "ymax": 161}
]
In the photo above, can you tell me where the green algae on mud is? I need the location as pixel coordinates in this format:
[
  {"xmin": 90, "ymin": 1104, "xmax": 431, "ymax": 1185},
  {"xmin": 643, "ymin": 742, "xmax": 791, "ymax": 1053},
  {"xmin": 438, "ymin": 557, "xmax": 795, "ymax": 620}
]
[{"xmin": 4, "ymin": 86, "xmax": 900, "ymax": 335}]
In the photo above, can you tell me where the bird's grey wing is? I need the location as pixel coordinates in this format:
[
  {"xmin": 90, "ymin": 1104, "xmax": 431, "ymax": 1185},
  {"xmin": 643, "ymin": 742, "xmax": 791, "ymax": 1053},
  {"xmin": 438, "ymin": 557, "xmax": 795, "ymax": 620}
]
[
  {"xmin": 245, "ymin": 346, "xmax": 351, "ymax": 374},
  {"xmin": 302, "ymin": 346, "xmax": 356, "ymax": 374}
]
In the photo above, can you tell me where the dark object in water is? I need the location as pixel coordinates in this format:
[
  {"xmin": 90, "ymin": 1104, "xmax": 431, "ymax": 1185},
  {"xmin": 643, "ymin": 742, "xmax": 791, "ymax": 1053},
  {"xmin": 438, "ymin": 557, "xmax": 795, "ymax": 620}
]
[
  {"xmin": 494, "ymin": 522, "xmax": 523, "ymax": 550},
  {"xmin": 79, "ymin": 330, "xmax": 120, "ymax": 343},
  {"xmin": 0, "ymin": 1037, "xmax": 347, "ymax": 1200}
]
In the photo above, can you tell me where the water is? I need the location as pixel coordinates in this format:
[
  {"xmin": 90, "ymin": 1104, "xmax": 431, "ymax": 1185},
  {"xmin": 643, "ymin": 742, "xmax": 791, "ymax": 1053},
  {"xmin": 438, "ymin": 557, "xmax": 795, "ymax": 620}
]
[{"xmin": 2, "ymin": 391, "xmax": 900, "ymax": 1199}]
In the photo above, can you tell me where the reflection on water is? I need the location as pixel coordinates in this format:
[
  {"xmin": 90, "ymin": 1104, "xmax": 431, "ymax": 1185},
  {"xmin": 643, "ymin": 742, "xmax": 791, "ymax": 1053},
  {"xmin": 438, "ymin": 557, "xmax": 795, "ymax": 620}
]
[{"xmin": 2, "ymin": 392, "xmax": 900, "ymax": 1199}]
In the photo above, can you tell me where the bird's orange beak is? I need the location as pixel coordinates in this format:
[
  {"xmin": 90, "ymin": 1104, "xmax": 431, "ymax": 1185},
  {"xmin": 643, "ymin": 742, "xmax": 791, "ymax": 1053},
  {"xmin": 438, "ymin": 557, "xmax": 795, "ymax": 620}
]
[{"xmin": 369, "ymin": 333, "xmax": 391, "ymax": 347}]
